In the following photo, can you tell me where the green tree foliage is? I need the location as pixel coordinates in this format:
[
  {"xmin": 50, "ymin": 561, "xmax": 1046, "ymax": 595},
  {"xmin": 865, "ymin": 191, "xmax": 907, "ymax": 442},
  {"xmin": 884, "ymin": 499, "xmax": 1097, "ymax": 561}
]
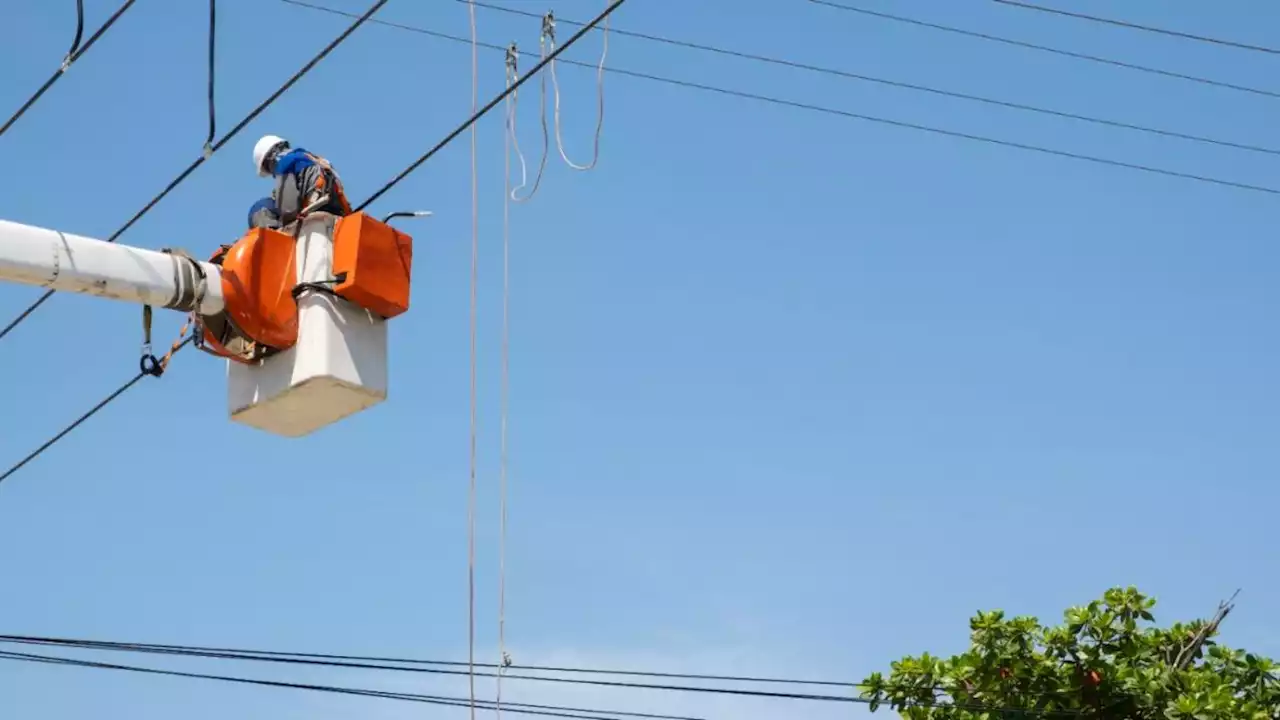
[{"xmin": 861, "ymin": 587, "xmax": 1278, "ymax": 720}]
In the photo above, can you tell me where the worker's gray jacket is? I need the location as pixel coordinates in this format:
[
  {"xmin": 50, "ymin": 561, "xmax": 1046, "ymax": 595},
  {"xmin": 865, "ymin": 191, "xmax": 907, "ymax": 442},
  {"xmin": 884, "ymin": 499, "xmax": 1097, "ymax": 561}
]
[{"xmin": 272, "ymin": 164, "xmax": 344, "ymax": 227}]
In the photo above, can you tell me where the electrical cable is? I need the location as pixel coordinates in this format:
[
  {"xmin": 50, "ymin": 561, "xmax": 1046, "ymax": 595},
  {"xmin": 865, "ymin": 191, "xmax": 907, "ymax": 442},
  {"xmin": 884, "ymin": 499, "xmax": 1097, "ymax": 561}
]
[
  {"xmin": 806, "ymin": 0, "xmax": 1280, "ymax": 100},
  {"xmin": 205, "ymin": 0, "xmax": 217, "ymax": 155},
  {"xmin": 545, "ymin": 9, "xmax": 608, "ymax": 171},
  {"xmin": 0, "ymin": 0, "xmax": 388, "ymax": 345},
  {"xmin": 0, "ymin": 633, "xmax": 856, "ymax": 687},
  {"xmin": 0, "ymin": 638, "xmax": 1090, "ymax": 712},
  {"xmin": 507, "ymin": 40, "xmax": 550, "ymax": 203},
  {"xmin": 0, "ymin": 649, "xmax": 699, "ymax": 720},
  {"xmin": 992, "ymin": 0, "xmax": 1280, "ymax": 56},
  {"xmin": 284, "ymin": 0, "xmax": 1280, "ymax": 198},
  {"xmin": 467, "ymin": 2, "xmax": 480, "ymax": 717},
  {"xmin": 498, "ymin": 38, "xmax": 516, "ymax": 720},
  {"xmin": 0, "ymin": 336, "xmax": 194, "ymax": 487},
  {"xmin": 68, "ymin": 0, "xmax": 86, "ymax": 58},
  {"xmin": 352, "ymin": 0, "xmax": 631, "ymax": 213},
  {"xmin": 0, "ymin": 0, "xmax": 139, "ymax": 141},
  {"xmin": 467, "ymin": 0, "xmax": 1280, "ymax": 158}
]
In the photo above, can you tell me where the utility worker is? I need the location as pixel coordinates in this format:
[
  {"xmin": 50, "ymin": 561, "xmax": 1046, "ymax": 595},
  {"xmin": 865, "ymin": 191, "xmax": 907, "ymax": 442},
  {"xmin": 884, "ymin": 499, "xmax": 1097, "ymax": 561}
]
[
  {"xmin": 247, "ymin": 196, "xmax": 282, "ymax": 230},
  {"xmin": 252, "ymin": 134, "xmax": 352, "ymax": 227}
]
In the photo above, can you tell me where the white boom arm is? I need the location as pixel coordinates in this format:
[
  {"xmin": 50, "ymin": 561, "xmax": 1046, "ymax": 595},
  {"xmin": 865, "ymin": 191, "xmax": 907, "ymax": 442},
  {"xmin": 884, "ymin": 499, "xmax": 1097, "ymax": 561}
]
[{"xmin": 0, "ymin": 219, "xmax": 223, "ymax": 315}]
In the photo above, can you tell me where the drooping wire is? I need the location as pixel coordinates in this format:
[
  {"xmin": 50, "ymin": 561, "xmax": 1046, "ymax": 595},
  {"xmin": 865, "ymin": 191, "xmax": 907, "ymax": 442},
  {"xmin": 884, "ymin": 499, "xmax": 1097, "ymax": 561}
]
[
  {"xmin": 0, "ymin": 650, "xmax": 700, "ymax": 720},
  {"xmin": 467, "ymin": 0, "xmax": 1280, "ymax": 158},
  {"xmin": 467, "ymin": 2, "xmax": 480, "ymax": 718},
  {"xmin": 991, "ymin": 0, "xmax": 1280, "ymax": 56},
  {"xmin": 287, "ymin": 0, "xmax": 1280, "ymax": 199},
  {"xmin": 507, "ymin": 41, "xmax": 550, "ymax": 203},
  {"xmin": 0, "ymin": 0, "xmax": 139, "ymax": 141},
  {"xmin": 806, "ymin": 0, "xmax": 1280, "ymax": 100},
  {"xmin": 498, "ymin": 41, "xmax": 518, "ymax": 720},
  {"xmin": 0, "ymin": 0, "xmax": 388, "ymax": 345},
  {"xmin": 352, "ymin": 0, "xmax": 631, "ymax": 213},
  {"xmin": 545, "ymin": 10, "xmax": 608, "ymax": 171},
  {"xmin": 205, "ymin": 0, "xmax": 217, "ymax": 156},
  {"xmin": 0, "ymin": 336, "xmax": 194, "ymax": 487},
  {"xmin": 0, "ymin": 640, "xmax": 1095, "ymax": 714},
  {"xmin": 68, "ymin": 0, "xmax": 86, "ymax": 59}
]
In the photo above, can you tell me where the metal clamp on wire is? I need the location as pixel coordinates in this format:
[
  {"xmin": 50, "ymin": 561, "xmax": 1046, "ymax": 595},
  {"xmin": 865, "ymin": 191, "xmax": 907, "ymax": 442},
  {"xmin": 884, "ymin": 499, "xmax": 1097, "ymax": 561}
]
[{"xmin": 140, "ymin": 304, "xmax": 164, "ymax": 377}]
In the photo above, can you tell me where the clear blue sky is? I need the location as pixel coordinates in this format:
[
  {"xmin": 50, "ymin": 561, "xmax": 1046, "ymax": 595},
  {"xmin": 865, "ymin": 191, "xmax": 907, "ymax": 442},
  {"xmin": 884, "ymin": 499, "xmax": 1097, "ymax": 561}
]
[{"xmin": 1, "ymin": 0, "xmax": 1277, "ymax": 718}]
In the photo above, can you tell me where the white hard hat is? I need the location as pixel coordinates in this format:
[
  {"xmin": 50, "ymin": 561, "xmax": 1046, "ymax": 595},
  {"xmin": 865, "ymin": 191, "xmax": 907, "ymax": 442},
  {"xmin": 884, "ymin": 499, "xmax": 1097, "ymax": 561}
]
[{"xmin": 253, "ymin": 134, "xmax": 289, "ymax": 177}]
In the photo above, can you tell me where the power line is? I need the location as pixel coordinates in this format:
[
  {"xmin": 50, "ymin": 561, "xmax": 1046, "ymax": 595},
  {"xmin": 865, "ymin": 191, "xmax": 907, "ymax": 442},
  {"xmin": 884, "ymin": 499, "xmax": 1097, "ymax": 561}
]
[
  {"xmin": 992, "ymin": 0, "xmax": 1280, "ymax": 56},
  {"xmin": 352, "ymin": 0, "xmax": 630, "ymax": 212},
  {"xmin": 0, "ymin": 336, "xmax": 193, "ymax": 487},
  {"xmin": 0, "ymin": 649, "xmax": 701, "ymax": 720},
  {"xmin": 463, "ymin": 0, "xmax": 1280, "ymax": 157},
  {"xmin": 0, "ymin": 0, "xmax": 139, "ymax": 140},
  {"xmin": 68, "ymin": 0, "xmax": 86, "ymax": 58},
  {"xmin": 284, "ymin": 0, "xmax": 1280, "ymax": 198},
  {"xmin": 0, "ymin": 0, "xmax": 389, "ymax": 345},
  {"xmin": 0, "ymin": 635, "xmax": 1091, "ymax": 713},
  {"xmin": 0, "ymin": 634, "xmax": 853, "ymax": 687},
  {"xmin": 806, "ymin": 0, "xmax": 1280, "ymax": 100}
]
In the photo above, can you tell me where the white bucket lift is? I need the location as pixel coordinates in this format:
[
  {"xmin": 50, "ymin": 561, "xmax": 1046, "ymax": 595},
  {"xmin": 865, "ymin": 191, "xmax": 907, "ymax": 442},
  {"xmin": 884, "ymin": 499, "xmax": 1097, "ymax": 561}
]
[
  {"xmin": 227, "ymin": 214, "xmax": 390, "ymax": 436},
  {"xmin": 0, "ymin": 210, "xmax": 418, "ymax": 438}
]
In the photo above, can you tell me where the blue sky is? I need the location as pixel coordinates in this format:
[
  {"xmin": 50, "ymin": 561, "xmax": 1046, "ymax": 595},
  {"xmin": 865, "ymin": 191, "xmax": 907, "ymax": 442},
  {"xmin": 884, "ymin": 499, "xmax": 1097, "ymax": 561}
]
[{"xmin": 1, "ymin": 0, "xmax": 1277, "ymax": 718}]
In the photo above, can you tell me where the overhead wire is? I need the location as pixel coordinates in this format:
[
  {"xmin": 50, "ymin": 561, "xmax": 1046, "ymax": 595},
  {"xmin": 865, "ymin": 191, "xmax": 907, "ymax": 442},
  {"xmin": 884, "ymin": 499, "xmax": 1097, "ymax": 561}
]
[
  {"xmin": 0, "ymin": 0, "xmax": 389, "ymax": 345},
  {"xmin": 68, "ymin": 0, "xmax": 86, "ymax": 58},
  {"xmin": 0, "ymin": 639, "xmax": 1095, "ymax": 715},
  {"xmin": 991, "ymin": 0, "xmax": 1280, "ymax": 56},
  {"xmin": 544, "ymin": 10, "xmax": 608, "ymax": 171},
  {"xmin": 351, "ymin": 0, "xmax": 631, "ymax": 213},
  {"xmin": 286, "ymin": 0, "xmax": 1280, "ymax": 198},
  {"xmin": 0, "ymin": 0, "xmax": 140, "ymax": 141},
  {"xmin": 498, "ymin": 38, "xmax": 516, "ymax": 720},
  {"xmin": 205, "ymin": 0, "xmax": 217, "ymax": 155},
  {"xmin": 467, "ymin": 1, "xmax": 480, "ymax": 717},
  {"xmin": 507, "ymin": 38, "xmax": 550, "ymax": 203},
  {"xmin": 467, "ymin": 0, "xmax": 1280, "ymax": 158},
  {"xmin": 0, "ymin": 649, "xmax": 700, "ymax": 720},
  {"xmin": 0, "ymin": 633, "xmax": 858, "ymax": 688},
  {"xmin": 0, "ymin": 336, "xmax": 194, "ymax": 487},
  {"xmin": 806, "ymin": 0, "xmax": 1280, "ymax": 100}
]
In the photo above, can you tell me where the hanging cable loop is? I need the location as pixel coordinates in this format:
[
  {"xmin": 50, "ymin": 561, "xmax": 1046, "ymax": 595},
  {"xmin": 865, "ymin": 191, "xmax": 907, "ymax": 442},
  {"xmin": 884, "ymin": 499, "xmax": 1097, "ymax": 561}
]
[{"xmin": 547, "ymin": 6, "xmax": 607, "ymax": 171}]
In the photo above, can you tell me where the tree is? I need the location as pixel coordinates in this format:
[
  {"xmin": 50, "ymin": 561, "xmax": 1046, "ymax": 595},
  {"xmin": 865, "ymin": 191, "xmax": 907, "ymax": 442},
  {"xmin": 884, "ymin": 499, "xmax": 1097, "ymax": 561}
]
[{"xmin": 861, "ymin": 587, "xmax": 1278, "ymax": 720}]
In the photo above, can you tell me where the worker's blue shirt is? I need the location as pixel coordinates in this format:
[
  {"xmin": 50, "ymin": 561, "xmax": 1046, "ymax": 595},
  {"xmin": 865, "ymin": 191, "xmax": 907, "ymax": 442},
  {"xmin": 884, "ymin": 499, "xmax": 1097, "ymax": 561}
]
[{"xmin": 274, "ymin": 148, "xmax": 316, "ymax": 178}]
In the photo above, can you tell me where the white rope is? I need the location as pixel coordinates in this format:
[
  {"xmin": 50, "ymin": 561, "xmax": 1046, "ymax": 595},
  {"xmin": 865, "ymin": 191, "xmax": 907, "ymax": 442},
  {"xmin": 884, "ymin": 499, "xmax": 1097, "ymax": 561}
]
[
  {"xmin": 496, "ymin": 44, "xmax": 517, "ymax": 720},
  {"xmin": 466, "ymin": 2, "xmax": 479, "ymax": 719},
  {"xmin": 546, "ymin": 10, "xmax": 608, "ymax": 171},
  {"xmin": 507, "ymin": 41, "xmax": 549, "ymax": 203}
]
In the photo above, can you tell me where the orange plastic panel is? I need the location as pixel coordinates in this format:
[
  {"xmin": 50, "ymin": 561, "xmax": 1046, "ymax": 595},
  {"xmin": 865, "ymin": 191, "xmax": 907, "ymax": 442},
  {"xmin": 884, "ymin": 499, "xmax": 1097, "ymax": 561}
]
[
  {"xmin": 332, "ymin": 213, "xmax": 413, "ymax": 319},
  {"xmin": 219, "ymin": 227, "xmax": 300, "ymax": 350}
]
